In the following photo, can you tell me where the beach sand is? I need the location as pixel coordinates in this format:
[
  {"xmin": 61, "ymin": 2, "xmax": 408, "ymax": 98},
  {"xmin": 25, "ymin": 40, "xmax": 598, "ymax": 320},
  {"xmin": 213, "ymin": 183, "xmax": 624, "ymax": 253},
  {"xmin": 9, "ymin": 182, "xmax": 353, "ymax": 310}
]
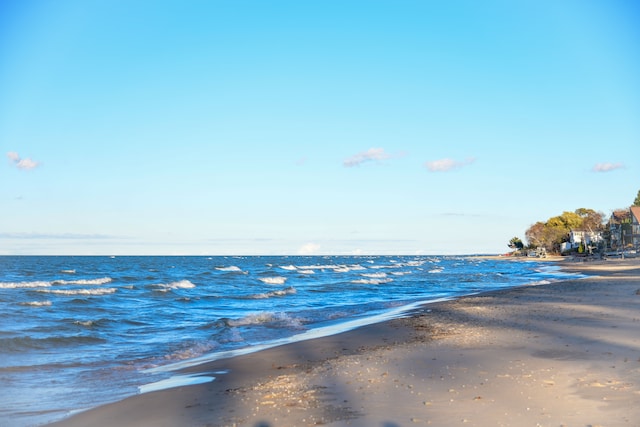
[{"xmin": 49, "ymin": 258, "xmax": 640, "ymax": 427}]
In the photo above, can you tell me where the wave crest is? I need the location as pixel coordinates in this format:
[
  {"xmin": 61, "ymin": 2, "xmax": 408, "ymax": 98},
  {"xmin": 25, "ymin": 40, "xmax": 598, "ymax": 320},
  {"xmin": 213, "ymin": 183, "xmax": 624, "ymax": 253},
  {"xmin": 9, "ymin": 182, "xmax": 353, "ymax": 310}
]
[
  {"xmin": 258, "ymin": 276, "xmax": 287, "ymax": 285},
  {"xmin": 245, "ymin": 286, "xmax": 296, "ymax": 299},
  {"xmin": 227, "ymin": 312, "xmax": 305, "ymax": 329},
  {"xmin": 39, "ymin": 288, "xmax": 117, "ymax": 296}
]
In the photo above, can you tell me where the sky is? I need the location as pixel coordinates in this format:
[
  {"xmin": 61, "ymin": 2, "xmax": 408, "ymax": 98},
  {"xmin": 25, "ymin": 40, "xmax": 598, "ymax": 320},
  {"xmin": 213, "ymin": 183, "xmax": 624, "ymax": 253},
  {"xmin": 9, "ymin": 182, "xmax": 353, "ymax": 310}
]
[{"xmin": 1, "ymin": 0, "xmax": 639, "ymax": 256}]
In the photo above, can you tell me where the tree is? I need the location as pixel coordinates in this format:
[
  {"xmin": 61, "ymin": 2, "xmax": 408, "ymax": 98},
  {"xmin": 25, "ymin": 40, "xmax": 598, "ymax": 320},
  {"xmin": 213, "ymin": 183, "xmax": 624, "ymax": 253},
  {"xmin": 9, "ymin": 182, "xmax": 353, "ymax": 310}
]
[
  {"xmin": 634, "ymin": 189, "xmax": 640, "ymax": 207},
  {"xmin": 525, "ymin": 222, "xmax": 546, "ymax": 248},
  {"xmin": 508, "ymin": 237, "xmax": 524, "ymax": 251},
  {"xmin": 524, "ymin": 209, "xmax": 600, "ymax": 253},
  {"xmin": 575, "ymin": 208, "xmax": 605, "ymax": 232}
]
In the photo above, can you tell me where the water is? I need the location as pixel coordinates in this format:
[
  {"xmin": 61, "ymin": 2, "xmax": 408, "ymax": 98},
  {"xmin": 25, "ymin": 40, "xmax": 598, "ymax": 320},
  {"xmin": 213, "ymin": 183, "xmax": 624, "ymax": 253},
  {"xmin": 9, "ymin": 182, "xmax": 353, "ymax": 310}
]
[{"xmin": 0, "ymin": 255, "xmax": 580, "ymax": 426}]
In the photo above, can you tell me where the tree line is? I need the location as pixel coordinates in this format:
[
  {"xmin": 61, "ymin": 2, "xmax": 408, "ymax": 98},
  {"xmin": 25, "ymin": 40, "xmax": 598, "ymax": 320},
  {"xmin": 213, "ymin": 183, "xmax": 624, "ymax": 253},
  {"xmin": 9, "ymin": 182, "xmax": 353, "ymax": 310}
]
[{"xmin": 509, "ymin": 189, "xmax": 640, "ymax": 255}]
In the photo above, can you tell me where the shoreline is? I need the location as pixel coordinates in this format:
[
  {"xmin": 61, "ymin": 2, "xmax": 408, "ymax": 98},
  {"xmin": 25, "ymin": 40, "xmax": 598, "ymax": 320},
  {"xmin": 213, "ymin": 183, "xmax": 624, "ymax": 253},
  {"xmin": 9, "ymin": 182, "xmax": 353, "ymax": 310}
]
[{"xmin": 48, "ymin": 258, "xmax": 640, "ymax": 427}]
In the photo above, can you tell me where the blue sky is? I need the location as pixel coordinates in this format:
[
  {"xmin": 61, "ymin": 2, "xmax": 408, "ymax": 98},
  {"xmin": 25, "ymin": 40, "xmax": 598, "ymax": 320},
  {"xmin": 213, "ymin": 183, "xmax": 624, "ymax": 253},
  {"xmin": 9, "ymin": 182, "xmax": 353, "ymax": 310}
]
[{"xmin": 2, "ymin": 0, "xmax": 639, "ymax": 255}]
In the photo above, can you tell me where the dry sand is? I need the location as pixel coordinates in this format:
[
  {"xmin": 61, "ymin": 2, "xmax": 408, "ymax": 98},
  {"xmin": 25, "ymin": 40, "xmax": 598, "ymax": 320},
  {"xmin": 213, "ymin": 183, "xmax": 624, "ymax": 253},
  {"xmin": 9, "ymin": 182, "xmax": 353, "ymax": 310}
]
[{"xmin": 49, "ymin": 258, "xmax": 640, "ymax": 427}]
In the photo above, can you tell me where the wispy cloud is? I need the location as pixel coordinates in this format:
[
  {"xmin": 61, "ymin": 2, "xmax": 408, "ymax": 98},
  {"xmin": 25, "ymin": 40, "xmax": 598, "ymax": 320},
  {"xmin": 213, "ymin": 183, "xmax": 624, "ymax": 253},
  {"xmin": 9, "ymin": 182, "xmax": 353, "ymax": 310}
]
[
  {"xmin": 343, "ymin": 148, "xmax": 391, "ymax": 167},
  {"xmin": 7, "ymin": 151, "xmax": 40, "ymax": 170},
  {"xmin": 425, "ymin": 157, "xmax": 476, "ymax": 172},
  {"xmin": 592, "ymin": 162, "xmax": 624, "ymax": 172}
]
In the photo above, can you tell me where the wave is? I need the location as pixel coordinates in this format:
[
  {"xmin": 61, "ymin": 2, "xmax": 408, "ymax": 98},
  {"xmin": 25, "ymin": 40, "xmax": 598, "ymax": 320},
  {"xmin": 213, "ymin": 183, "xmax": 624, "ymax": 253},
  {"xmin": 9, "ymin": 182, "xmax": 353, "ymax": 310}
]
[
  {"xmin": 0, "ymin": 281, "xmax": 51, "ymax": 289},
  {"xmin": 258, "ymin": 276, "xmax": 287, "ymax": 285},
  {"xmin": 215, "ymin": 266, "xmax": 244, "ymax": 273},
  {"xmin": 428, "ymin": 267, "xmax": 444, "ymax": 273},
  {"xmin": 163, "ymin": 341, "xmax": 218, "ymax": 362},
  {"xmin": 19, "ymin": 300, "xmax": 52, "ymax": 307},
  {"xmin": 154, "ymin": 280, "xmax": 196, "ymax": 292},
  {"xmin": 60, "ymin": 269, "xmax": 76, "ymax": 274},
  {"xmin": 279, "ymin": 265, "xmax": 297, "ymax": 271},
  {"xmin": 38, "ymin": 288, "xmax": 117, "ymax": 296},
  {"xmin": 360, "ymin": 272, "xmax": 387, "ymax": 278},
  {"xmin": 226, "ymin": 312, "xmax": 305, "ymax": 329},
  {"xmin": 0, "ymin": 277, "xmax": 112, "ymax": 289},
  {"xmin": 0, "ymin": 334, "xmax": 107, "ymax": 353},
  {"xmin": 52, "ymin": 277, "xmax": 113, "ymax": 286},
  {"xmin": 298, "ymin": 269, "xmax": 315, "ymax": 275},
  {"xmin": 73, "ymin": 319, "xmax": 107, "ymax": 328},
  {"xmin": 351, "ymin": 278, "xmax": 394, "ymax": 285},
  {"xmin": 245, "ymin": 286, "xmax": 297, "ymax": 299}
]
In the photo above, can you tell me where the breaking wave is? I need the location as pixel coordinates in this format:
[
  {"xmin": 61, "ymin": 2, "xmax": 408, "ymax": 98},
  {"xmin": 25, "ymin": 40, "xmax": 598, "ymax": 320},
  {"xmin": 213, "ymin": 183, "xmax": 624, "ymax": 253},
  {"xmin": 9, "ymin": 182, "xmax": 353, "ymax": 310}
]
[
  {"xmin": 245, "ymin": 286, "xmax": 297, "ymax": 299},
  {"xmin": 20, "ymin": 300, "xmax": 52, "ymax": 307},
  {"xmin": 52, "ymin": 278, "xmax": 113, "ymax": 286},
  {"xmin": 38, "ymin": 288, "xmax": 117, "ymax": 296},
  {"xmin": 226, "ymin": 312, "xmax": 305, "ymax": 329},
  {"xmin": 0, "ymin": 281, "xmax": 51, "ymax": 289},
  {"xmin": 153, "ymin": 280, "xmax": 196, "ymax": 292},
  {"xmin": 0, "ymin": 277, "xmax": 112, "ymax": 288},
  {"xmin": 215, "ymin": 266, "xmax": 244, "ymax": 273},
  {"xmin": 258, "ymin": 276, "xmax": 287, "ymax": 285}
]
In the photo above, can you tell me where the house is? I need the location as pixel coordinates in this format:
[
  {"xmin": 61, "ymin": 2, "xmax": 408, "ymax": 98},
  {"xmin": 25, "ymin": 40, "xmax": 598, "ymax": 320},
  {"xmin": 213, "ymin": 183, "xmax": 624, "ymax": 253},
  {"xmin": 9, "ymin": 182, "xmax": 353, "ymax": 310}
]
[
  {"xmin": 631, "ymin": 206, "xmax": 640, "ymax": 249},
  {"xmin": 565, "ymin": 229, "xmax": 603, "ymax": 253},
  {"xmin": 607, "ymin": 209, "xmax": 632, "ymax": 250},
  {"xmin": 605, "ymin": 207, "xmax": 640, "ymax": 252}
]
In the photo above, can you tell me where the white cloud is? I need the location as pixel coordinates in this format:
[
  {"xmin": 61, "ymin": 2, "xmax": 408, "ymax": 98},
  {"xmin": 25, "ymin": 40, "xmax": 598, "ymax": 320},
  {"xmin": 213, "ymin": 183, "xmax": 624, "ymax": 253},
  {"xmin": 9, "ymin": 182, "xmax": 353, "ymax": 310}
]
[
  {"xmin": 592, "ymin": 162, "xmax": 624, "ymax": 172},
  {"xmin": 7, "ymin": 151, "xmax": 40, "ymax": 170},
  {"xmin": 343, "ymin": 148, "xmax": 391, "ymax": 167},
  {"xmin": 425, "ymin": 157, "xmax": 475, "ymax": 172},
  {"xmin": 298, "ymin": 242, "xmax": 321, "ymax": 255}
]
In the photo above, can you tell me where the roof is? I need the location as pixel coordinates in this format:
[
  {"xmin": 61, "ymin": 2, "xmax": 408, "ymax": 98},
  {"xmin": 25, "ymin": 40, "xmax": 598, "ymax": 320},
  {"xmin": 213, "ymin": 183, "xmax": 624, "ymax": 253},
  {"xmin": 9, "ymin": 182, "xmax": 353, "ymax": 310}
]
[{"xmin": 631, "ymin": 206, "xmax": 640, "ymax": 223}]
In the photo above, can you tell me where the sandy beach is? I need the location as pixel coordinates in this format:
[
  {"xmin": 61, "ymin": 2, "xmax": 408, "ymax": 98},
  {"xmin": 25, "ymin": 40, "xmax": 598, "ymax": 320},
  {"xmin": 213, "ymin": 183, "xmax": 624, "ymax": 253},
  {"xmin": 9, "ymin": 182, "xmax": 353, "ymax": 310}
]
[{"xmin": 48, "ymin": 258, "xmax": 640, "ymax": 427}]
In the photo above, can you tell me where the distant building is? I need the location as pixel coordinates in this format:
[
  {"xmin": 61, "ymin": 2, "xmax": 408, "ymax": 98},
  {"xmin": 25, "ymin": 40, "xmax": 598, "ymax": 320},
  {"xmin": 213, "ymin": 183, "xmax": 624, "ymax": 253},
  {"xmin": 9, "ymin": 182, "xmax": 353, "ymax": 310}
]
[
  {"xmin": 605, "ymin": 207, "xmax": 640, "ymax": 252},
  {"xmin": 566, "ymin": 229, "xmax": 603, "ymax": 253},
  {"xmin": 631, "ymin": 206, "xmax": 640, "ymax": 249}
]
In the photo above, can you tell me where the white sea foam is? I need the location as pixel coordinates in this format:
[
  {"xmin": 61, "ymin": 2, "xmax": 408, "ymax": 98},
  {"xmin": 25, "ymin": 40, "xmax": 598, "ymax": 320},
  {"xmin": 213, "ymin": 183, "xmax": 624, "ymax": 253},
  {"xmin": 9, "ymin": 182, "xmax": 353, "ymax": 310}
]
[
  {"xmin": 296, "ymin": 264, "xmax": 343, "ymax": 270},
  {"xmin": 279, "ymin": 265, "xmax": 297, "ymax": 271},
  {"xmin": 360, "ymin": 272, "xmax": 387, "ymax": 278},
  {"xmin": 390, "ymin": 271, "xmax": 410, "ymax": 276},
  {"xmin": 248, "ymin": 286, "xmax": 296, "ymax": 299},
  {"xmin": 166, "ymin": 280, "xmax": 196, "ymax": 289},
  {"xmin": 139, "ymin": 373, "xmax": 216, "ymax": 394},
  {"xmin": 259, "ymin": 276, "xmax": 287, "ymax": 285},
  {"xmin": 215, "ymin": 266, "xmax": 244, "ymax": 272},
  {"xmin": 428, "ymin": 267, "xmax": 444, "ymax": 273},
  {"xmin": 61, "ymin": 269, "xmax": 76, "ymax": 274},
  {"xmin": 20, "ymin": 300, "xmax": 52, "ymax": 307},
  {"xmin": 228, "ymin": 312, "xmax": 304, "ymax": 329},
  {"xmin": 0, "ymin": 281, "xmax": 51, "ymax": 289},
  {"xmin": 298, "ymin": 269, "xmax": 315, "ymax": 275},
  {"xmin": 52, "ymin": 278, "xmax": 113, "ymax": 286},
  {"xmin": 39, "ymin": 288, "xmax": 117, "ymax": 296}
]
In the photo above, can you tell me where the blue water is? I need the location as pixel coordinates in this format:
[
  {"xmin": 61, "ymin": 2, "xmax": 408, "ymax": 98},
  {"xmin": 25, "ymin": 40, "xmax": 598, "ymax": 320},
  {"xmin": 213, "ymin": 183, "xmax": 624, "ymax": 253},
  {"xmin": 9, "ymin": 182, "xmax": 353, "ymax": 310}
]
[{"xmin": 0, "ymin": 255, "xmax": 580, "ymax": 426}]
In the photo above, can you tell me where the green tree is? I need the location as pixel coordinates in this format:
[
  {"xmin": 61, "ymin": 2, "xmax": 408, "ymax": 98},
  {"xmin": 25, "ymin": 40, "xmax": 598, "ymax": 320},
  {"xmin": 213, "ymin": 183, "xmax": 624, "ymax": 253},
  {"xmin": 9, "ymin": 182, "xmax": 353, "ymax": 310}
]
[
  {"xmin": 525, "ymin": 209, "xmax": 597, "ymax": 253},
  {"xmin": 634, "ymin": 189, "xmax": 640, "ymax": 206},
  {"xmin": 508, "ymin": 237, "xmax": 524, "ymax": 251}
]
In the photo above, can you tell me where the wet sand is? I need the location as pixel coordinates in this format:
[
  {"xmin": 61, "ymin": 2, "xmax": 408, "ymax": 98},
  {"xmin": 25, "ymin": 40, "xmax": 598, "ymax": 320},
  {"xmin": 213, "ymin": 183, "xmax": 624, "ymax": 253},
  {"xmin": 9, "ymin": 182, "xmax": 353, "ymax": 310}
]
[{"xmin": 49, "ymin": 258, "xmax": 640, "ymax": 427}]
